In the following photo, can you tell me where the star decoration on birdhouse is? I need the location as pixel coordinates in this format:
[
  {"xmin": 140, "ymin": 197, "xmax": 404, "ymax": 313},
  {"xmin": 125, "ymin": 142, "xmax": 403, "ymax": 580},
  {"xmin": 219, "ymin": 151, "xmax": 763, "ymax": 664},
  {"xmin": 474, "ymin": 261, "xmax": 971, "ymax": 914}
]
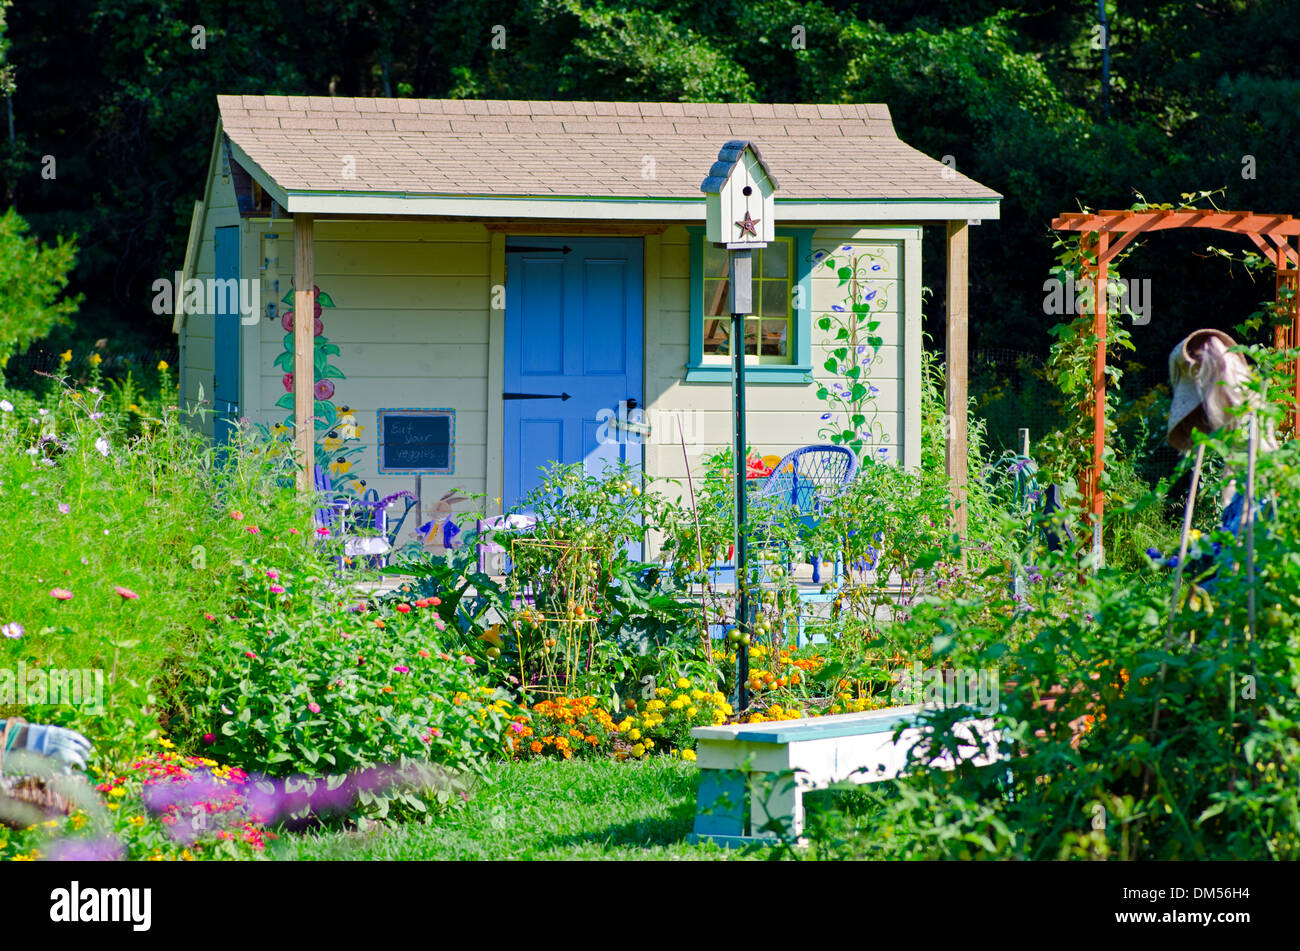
[{"xmin": 735, "ymin": 211, "xmax": 760, "ymax": 238}]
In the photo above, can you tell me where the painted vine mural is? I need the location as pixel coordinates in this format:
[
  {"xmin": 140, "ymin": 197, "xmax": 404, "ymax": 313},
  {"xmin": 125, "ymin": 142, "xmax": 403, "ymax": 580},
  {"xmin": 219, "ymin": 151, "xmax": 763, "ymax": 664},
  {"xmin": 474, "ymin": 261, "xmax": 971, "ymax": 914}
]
[
  {"xmin": 268, "ymin": 284, "xmax": 367, "ymax": 493},
  {"xmin": 809, "ymin": 244, "xmax": 891, "ymax": 462}
]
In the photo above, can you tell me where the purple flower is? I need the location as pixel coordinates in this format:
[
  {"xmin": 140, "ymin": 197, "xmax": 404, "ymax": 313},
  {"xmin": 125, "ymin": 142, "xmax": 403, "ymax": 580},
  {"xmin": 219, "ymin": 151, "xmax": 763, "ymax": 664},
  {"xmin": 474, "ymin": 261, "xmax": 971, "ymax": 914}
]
[
  {"xmin": 1, "ymin": 622, "xmax": 23, "ymax": 639},
  {"xmin": 57, "ymin": 502, "xmax": 70, "ymax": 514},
  {"xmin": 46, "ymin": 838, "xmax": 124, "ymax": 862},
  {"xmin": 871, "ymin": 264, "xmax": 882, "ymax": 271},
  {"xmin": 1145, "ymin": 547, "xmax": 1162, "ymax": 561},
  {"xmin": 831, "ymin": 305, "xmax": 844, "ymax": 312},
  {"xmin": 820, "ymin": 413, "xmax": 832, "ymax": 420},
  {"xmin": 813, "ymin": 250, "xmax": 825, "ymax": 260},
  {"xmin": 841, "ymin": 245, "xmax": 852, "ymax": 251}
]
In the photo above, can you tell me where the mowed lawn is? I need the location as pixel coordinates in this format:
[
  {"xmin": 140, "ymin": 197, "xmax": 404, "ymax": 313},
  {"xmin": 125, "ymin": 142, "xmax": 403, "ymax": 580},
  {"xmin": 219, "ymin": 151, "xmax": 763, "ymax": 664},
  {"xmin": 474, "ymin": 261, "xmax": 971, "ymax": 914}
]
[{"xmin": 277, "ymin": 758, "xmax": 769, "ymax": 861}]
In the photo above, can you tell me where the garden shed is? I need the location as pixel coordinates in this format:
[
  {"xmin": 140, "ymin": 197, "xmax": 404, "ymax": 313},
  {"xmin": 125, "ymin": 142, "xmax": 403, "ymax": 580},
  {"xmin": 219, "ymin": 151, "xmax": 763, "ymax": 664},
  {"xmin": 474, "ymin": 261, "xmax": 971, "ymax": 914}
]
[{"xmin": 174, "ymin": 96, "xmax": 1000, "ymax": 543}]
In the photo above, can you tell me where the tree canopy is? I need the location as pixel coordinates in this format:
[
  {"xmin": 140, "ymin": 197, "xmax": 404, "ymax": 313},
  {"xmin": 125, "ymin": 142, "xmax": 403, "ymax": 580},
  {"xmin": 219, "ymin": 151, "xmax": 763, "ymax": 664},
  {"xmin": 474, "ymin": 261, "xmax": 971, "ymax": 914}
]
[{"xmin": 2, "ymin": 0, "xmax": 1297, "ymax": 368}]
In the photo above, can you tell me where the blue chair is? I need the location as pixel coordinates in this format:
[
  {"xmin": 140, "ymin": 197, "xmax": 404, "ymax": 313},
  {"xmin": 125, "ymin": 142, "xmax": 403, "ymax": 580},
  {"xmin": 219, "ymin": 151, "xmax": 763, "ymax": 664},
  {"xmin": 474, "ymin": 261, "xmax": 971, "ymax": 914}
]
[
  {"xmin": 753, "ymin": 444, "xmax": 859, "ymax": 583},
  {"xmin": 313, "ymin": 466, "xmax": 416, "ymax": 569}
]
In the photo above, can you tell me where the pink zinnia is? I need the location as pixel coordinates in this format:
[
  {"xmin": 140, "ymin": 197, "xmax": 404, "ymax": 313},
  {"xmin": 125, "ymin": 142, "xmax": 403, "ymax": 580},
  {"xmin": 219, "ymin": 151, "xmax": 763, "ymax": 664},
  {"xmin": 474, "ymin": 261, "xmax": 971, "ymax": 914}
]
[
  {"xmin": 462, "ymin": 656, "xmax": 476, "ymax": 665},
  {"xmin": 394, "ymin": 665, "xmax": 409, "ymax": 674},
  {"xmin": 50, "ymin": 588, "xmax": 73, "ymax": 601},
  {"xmin": 204, "ymin": 613, "xmax": 216, "ymax": 621},
  {"xmin": 307, "ymin": 702, "xmax": 321, "ymax": 714},
  {"xmin": 246, "ymin": 525, "xmax": 260, "ymax": 534},
  {"xmin": 114, "ymin": 586, "xmax": 139, "ymax": 600},
  {"xmin": 230, "ymin": 510, "xmax": 244, "ymax": 521},
  {"xmin": 244, "ymin": 651, "xmax": 257, "ymax": 659},
  {"xmin": 510, "ymin": 722, "xmax": 525, "ymax": 733},
  {"xmin": 269, "ymin": 584, "xmax": 285, "ymax": 594},
  {"xmin": 289, "ymin": 528, "xmax": 300, "ymax": 536},
  {"xmin": 316, "ymin": 526, "xmax": 331, "ymax": 537},
  {"xmin": 266, "ymin": 569, "xmax": 280, "ymax": 580}
]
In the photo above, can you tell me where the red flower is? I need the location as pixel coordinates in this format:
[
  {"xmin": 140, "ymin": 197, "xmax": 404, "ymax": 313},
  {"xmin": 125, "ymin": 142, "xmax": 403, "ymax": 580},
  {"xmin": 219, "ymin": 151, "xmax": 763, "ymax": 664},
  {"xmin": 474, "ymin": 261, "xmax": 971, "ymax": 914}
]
[
  {"xmin": 244, "ymin": 651, "xmax": 257, "ymax": 660},
  {"xmin": 280, "ymin": 310, "xmax": 295, "ymax": 332},
  {"xmin": 202, "ymin": 733, "xmax": 216, "ymax": 744},
  {"xmin": 430, "ymin": 597, "xmax": 442, "ymax": 607},
  {"xmin": 395, "ymin": 603, "xmax": 411, "ymax": 614}
]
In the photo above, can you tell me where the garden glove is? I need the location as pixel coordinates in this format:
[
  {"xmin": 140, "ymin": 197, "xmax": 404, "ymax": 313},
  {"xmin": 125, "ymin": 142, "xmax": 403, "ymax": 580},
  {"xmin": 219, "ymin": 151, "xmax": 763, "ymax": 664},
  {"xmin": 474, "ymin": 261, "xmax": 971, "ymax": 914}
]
[{"xmin": 22, "ymin": 724, "xmax": 93, "ymax": 772}]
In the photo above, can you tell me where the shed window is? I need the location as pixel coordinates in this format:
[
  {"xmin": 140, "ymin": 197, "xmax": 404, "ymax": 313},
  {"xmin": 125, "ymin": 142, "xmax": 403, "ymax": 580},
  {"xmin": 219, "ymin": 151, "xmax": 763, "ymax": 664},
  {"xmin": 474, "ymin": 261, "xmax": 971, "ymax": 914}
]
[{"xmin": 688, "ymin": 228, "xmax": 812, "ymax": 383}]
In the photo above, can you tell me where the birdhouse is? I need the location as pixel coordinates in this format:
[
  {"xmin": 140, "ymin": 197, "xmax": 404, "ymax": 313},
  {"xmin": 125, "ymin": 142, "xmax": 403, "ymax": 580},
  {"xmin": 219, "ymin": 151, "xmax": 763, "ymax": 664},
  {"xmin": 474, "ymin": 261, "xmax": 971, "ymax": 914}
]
[{"xmin": 700, "ymin": 140, "xmax": 778, "ymax": 250}]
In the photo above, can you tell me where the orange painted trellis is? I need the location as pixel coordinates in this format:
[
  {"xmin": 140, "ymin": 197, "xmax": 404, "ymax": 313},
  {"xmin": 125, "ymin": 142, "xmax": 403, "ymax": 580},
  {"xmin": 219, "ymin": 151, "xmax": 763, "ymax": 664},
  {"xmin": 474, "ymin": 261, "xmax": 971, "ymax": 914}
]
[{"xmin": 1051, "ymin": 208, "xmax": 1300, "ymax": 536}]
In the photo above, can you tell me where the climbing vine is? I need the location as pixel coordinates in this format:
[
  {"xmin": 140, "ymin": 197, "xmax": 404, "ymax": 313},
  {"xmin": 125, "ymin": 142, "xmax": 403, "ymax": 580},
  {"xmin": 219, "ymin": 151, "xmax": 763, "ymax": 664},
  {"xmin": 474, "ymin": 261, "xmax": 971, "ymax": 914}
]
[{"xmin": 809, "ymin": 244, "xmax": 891, "ymax": 462}]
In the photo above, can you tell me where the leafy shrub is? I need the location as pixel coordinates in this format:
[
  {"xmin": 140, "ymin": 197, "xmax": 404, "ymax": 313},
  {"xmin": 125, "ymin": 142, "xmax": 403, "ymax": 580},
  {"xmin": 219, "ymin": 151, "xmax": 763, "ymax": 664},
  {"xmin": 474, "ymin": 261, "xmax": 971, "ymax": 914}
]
[
  {"xmin": 179, "ymin": 575, "xmax": 514, "ymax": 816},
  {"xmin": 816, "ymin": 357, "xmax": 1300, "ymax": 860}
]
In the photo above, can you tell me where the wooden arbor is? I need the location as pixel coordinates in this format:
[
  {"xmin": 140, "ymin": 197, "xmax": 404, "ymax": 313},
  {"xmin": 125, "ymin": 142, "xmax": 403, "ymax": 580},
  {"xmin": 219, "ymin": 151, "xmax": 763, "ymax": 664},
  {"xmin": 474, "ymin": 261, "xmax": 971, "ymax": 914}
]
[{"xmin": 1051, "ymin": 209, "xmax": 1300, "ymax": 539}]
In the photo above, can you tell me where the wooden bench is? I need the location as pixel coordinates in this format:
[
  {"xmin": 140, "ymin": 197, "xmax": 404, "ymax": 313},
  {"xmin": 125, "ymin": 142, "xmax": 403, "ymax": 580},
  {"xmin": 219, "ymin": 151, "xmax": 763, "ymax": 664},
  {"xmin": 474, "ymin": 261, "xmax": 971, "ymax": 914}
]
[{"xmin": 687, "ymin": 704, "xmax": 1003, "ymax": 846}]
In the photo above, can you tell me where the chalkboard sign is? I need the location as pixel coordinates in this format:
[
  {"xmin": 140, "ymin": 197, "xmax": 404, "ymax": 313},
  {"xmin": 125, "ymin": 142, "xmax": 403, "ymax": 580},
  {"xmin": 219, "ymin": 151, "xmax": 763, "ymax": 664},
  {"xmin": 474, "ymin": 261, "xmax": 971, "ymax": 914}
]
[{"xmin": 378, "ymin": 408, "xmax": 455, "ymax": 474}]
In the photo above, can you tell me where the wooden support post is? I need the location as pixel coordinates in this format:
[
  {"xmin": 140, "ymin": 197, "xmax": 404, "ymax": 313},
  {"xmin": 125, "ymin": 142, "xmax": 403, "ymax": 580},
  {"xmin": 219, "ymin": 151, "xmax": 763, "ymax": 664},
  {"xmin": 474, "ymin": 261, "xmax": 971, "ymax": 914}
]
[
  {"xmin": 945, "ymin": 220, "xmax": 970, "ymax": 543},
  {"xmin": 1091, "ymin": 230, "xmax": 1109, "ymax": 558},
  {"xmin": 293, "ymin": 215, "xmax": 315, "ymax": 493}
]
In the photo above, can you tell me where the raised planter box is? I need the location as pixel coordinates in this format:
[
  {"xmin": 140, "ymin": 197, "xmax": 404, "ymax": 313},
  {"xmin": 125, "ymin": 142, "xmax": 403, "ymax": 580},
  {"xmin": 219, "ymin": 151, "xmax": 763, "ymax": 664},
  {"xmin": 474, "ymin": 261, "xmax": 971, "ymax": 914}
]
[{"xmin": 687, "ymin": 704, "xmax": 1003, "ymax": 846}]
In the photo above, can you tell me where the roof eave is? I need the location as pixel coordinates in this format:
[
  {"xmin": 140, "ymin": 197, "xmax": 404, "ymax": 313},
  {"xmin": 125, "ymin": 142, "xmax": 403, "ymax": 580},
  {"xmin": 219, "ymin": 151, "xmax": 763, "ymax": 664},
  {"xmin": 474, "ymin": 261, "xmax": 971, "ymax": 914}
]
[{"xmin": 278, "ymin": 192, "xmax": 1001, "ymax": 222}]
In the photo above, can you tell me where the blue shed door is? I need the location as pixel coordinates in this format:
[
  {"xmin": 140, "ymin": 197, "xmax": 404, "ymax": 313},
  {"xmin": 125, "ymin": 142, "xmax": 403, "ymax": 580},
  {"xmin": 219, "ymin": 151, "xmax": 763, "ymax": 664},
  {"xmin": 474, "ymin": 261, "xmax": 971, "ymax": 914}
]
[
  {"xmin": 504, "ymin": 236, "xmax": 643, "ymax": 513},
  {"xmin": 213, "ymin": 226, "xmax": 240, "ymax": 446}
]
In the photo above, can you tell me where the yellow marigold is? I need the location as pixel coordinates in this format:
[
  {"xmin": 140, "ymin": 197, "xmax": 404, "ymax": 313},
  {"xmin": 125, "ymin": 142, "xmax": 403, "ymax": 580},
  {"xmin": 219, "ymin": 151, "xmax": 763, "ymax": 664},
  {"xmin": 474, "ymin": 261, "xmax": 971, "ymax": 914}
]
[
  {"xmin": 157, "ymin": 360, "xmax": 169, "ymax": 371},
  {"xmin": 631, "ymin": 743, "xmax": 646, "ymax": 757},
  {"xmin": 681, "ymin": 749, "xmax": 697, "ymax": 761},
  {"xmin": 686, "ymin": 706, "xmax": 698, "ymax": 718},
  {"xmin": 675, "ymin": 678, "xmax": 691, "ymax": 689},
  {"xmin": 627, "ymin": 728, "xmax": 641, "ymax": 741}
]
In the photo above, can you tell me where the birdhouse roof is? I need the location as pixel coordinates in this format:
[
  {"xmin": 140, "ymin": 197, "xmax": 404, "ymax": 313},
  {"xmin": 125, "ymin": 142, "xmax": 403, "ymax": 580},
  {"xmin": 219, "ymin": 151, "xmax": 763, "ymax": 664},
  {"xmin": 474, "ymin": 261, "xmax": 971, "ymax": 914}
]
[
  {"xmin": 214, "ymin": 97, "xmax": 1000, "ymax": 218},
  {"xmin": 699, "ymin": 140, "xmax": 779, "ymax": 194}
]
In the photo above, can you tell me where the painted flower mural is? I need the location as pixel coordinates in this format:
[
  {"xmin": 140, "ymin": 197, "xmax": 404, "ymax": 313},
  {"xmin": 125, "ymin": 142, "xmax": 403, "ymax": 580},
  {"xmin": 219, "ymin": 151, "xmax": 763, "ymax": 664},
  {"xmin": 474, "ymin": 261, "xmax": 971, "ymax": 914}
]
[
  {"xmin": 270, "ymin": 285, "xmax": 368, "ymax": 492},
  {"xmin": 808, "ymin": 245, "xmax": 892, "ymax": 458}
]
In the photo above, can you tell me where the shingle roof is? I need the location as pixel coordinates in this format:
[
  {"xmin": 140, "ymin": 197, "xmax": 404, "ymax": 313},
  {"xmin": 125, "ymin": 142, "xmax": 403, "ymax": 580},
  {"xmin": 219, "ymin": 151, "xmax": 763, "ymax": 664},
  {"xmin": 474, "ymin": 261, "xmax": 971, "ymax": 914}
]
[{"xmin": 216, "ymin": 96, "xmax": 1000, "ymax": 202}]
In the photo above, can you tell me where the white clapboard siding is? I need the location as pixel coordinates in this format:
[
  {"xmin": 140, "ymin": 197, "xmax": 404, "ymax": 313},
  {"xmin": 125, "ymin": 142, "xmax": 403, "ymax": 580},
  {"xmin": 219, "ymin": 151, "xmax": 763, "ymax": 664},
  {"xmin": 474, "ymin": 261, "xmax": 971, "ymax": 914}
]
[
  {"xmin": 644, "ymin": 224, "xmax": 921, "ymax": 496},
  {"xmin": 243, "ymin": 218, "xmax": 494, "ymax": 522}
]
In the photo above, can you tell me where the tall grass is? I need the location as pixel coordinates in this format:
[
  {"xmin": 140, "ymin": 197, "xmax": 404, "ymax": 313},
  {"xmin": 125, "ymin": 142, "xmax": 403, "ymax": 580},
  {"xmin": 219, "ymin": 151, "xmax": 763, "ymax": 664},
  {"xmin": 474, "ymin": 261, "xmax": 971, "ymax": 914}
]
[{"xmin": 0, "ymin": 371, "xmax": 316, "ymax": 762}]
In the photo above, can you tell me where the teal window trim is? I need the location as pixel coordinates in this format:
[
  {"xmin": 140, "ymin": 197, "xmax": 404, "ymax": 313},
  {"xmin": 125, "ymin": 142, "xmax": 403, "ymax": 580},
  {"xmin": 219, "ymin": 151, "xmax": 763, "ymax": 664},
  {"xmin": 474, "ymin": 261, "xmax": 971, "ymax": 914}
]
[{"xmin": 686, "ymin": 226, "xmax": 813, "ymax": 384}]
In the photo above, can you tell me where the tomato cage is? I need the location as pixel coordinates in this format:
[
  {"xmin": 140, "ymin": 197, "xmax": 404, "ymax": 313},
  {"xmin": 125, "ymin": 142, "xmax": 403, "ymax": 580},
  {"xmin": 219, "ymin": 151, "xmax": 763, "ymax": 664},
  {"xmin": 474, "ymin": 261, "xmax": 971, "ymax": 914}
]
[{"xmin": 506, "ymin": 538, "xmax": 602, "ymax": 701}]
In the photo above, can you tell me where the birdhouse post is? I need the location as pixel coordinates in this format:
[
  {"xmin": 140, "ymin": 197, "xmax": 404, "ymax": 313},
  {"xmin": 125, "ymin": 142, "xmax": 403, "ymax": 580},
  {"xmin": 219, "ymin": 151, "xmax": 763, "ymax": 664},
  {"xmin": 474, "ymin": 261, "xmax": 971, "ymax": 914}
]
[{"xmin": 700, "ymin": 141, "xmax": 779, "ymax": 714}]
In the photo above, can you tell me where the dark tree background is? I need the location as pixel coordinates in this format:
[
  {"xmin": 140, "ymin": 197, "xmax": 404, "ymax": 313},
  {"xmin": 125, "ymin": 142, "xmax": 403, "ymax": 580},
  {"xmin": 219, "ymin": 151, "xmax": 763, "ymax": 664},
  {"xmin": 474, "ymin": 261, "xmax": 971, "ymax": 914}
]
[{"xmin": 3, "ymin": 0, "xmax": 1297, "ymax": 396}]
